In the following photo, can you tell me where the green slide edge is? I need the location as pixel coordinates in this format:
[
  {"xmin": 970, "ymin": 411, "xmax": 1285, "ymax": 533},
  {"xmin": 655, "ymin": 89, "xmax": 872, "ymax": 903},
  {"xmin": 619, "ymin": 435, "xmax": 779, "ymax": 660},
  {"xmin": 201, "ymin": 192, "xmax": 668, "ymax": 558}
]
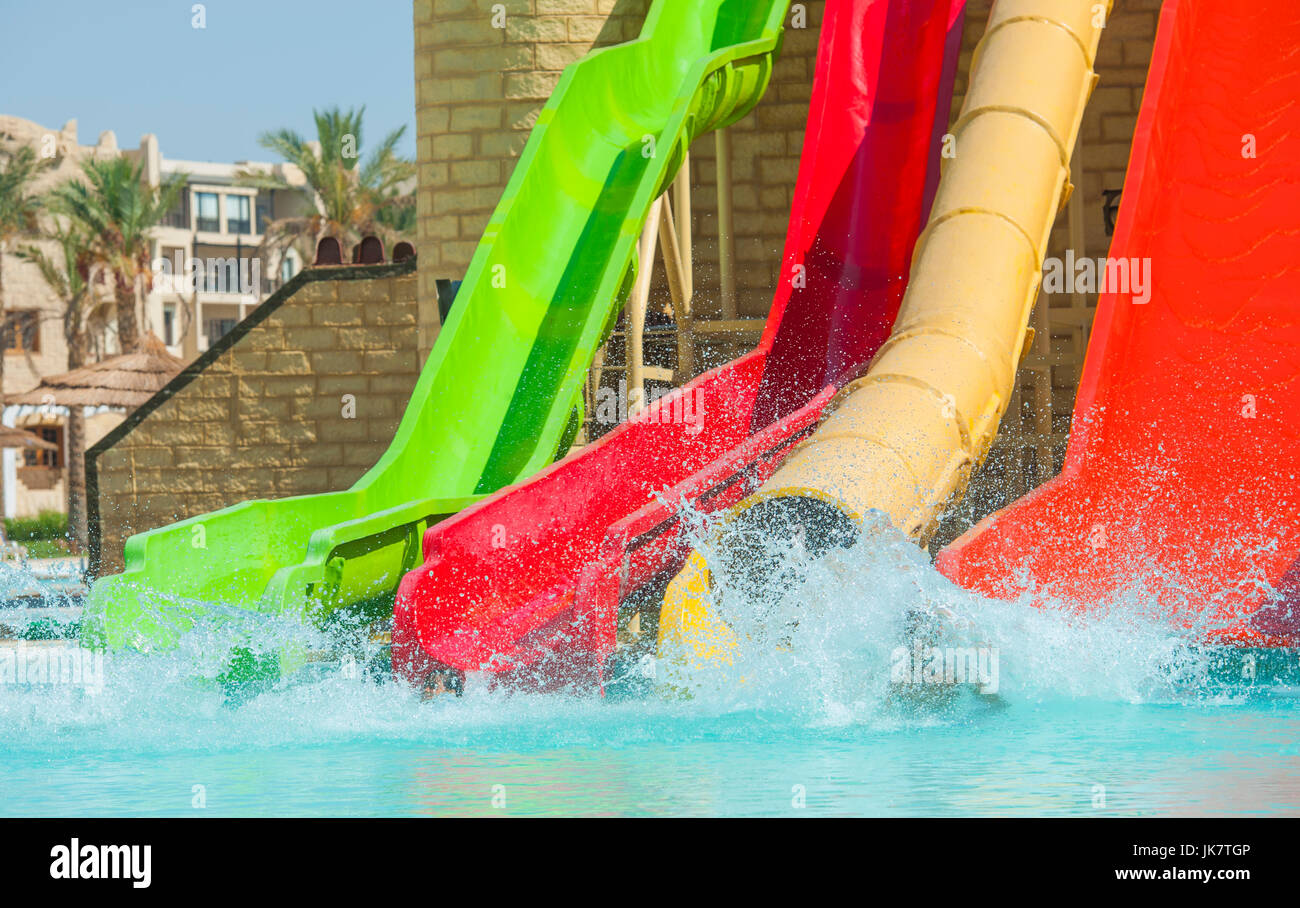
[{"xmin": 84, "ymin": 0, "xmax": 793, "ymax": 654}]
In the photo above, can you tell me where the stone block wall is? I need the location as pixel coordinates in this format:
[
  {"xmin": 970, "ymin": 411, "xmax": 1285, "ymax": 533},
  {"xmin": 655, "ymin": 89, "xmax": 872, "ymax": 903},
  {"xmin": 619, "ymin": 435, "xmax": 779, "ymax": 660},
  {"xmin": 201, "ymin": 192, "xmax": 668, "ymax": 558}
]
[{"xmin": 88, "ymin": 261, "xmax": 420, "ymax": 575}]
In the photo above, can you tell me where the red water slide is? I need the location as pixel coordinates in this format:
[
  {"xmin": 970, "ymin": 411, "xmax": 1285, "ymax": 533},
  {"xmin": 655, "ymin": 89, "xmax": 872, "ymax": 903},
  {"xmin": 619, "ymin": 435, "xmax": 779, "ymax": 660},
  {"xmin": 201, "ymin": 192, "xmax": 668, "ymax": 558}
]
[
  {"xmin": 393, "ymin": 0, "xmax": 966, "ymax": 689},
  {"xmin": 937, "ymin": 0, "xmax": 1300, "ymax": 646}
]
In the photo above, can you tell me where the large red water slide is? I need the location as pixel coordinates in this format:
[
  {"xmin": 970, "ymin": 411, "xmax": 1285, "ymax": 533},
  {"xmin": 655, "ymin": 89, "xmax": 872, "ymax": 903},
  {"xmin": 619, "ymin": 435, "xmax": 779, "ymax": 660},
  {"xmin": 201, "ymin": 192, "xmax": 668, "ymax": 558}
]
[
  {"xmin": 937, "ymin": 0, "xmax": 1300, "ymax": 646},
  {"xmin": 393, "ymin": 0, "xmax": 967, "ymax": 688}
]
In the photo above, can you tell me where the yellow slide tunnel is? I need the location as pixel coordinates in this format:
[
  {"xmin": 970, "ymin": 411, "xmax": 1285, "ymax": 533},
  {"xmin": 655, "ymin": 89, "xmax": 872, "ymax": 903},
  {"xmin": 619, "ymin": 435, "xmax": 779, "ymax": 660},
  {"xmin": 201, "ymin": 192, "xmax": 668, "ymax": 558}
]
[{"xmin": 660, "ymin": 0, "xmax": 1108, "ymax": 661}]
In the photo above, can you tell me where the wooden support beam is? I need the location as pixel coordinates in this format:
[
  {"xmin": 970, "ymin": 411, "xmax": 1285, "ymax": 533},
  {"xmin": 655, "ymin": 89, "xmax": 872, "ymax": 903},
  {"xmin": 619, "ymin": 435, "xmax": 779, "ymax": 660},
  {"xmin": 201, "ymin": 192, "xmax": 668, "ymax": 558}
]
[
  {"xmin": 715, "ymin": 128, "xmax": 737, "ymax": 319},
  {"xmin": 692, "ymin": 318, "xmax": 766, "ymax": 335},
  {"xmin": 627, "ymin": 196, "xmax": 663, "ymax": 417},
  {"xmin": 667, "ymin": 154, "xmax": 694, "ymax": 381}
]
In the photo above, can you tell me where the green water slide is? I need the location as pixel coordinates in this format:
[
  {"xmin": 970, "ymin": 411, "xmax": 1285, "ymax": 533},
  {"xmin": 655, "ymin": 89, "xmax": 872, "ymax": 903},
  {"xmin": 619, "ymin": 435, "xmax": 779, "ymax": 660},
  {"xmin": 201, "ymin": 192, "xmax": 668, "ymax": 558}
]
[{"xmin": 84, "ymin": 0, "xmax": 793, "ymax": 650}]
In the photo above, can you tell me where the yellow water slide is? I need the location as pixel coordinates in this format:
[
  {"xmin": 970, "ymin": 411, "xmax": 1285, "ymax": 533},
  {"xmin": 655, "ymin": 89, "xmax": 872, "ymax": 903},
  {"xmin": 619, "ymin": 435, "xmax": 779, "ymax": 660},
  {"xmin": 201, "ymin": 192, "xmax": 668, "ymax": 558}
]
[{"xmin": 659, "ymin": 0, "xmax": 1108, "ymax": 662}]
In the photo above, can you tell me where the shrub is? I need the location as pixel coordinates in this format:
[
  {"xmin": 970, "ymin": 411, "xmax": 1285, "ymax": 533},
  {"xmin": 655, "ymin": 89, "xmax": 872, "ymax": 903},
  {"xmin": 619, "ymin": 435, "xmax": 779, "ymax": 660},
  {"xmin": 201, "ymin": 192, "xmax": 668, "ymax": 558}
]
[{"xmin": 4, "ymin": 510, "xmax": 68, "ymax": 542}]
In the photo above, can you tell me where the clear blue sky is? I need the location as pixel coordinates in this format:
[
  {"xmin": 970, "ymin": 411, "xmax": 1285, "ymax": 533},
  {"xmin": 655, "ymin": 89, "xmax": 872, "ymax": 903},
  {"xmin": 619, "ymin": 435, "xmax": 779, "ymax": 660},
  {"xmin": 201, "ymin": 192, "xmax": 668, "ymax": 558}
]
[{"xmin": 0, "ymin": 0, "xmax": 416, "ymax": 163}]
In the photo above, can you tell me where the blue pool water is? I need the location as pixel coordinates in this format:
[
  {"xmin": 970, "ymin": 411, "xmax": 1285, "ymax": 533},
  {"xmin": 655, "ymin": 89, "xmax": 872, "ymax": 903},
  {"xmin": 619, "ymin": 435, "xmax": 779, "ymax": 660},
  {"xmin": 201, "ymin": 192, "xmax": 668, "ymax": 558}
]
[{"xmin": 1, "ymin": 529, "xmax": 1297, "ymax": 817}]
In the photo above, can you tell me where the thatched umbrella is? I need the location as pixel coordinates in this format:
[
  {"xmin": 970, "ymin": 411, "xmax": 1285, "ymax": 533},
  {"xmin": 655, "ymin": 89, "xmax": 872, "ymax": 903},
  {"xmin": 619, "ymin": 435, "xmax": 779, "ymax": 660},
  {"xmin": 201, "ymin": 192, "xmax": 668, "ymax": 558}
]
[
  {"xmin": 8, "ymin": 333, "xmax": 184, "ymax": 409},
  {"xmin": 0, "ymin": 427, "xmax": 58, "ymax": 451}
]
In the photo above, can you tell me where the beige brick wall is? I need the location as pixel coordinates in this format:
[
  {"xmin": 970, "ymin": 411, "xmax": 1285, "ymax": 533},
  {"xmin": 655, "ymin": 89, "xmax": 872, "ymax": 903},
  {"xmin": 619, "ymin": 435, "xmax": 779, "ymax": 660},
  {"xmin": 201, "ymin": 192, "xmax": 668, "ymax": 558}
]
[{"xmin": 90, "ymin": 263, "xmax": 420, "ymax": 574}]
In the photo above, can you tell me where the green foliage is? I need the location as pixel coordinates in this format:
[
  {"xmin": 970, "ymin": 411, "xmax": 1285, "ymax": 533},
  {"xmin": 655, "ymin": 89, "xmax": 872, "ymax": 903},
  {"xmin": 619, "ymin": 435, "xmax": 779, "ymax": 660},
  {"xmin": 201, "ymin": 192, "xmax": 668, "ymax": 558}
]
[
  {"xmin": 17, "ymin": 219, "xmax": 93, "ymax": 339},
  {"xmin": 5, "ymin": 509, "xmax": 68, "ymax": 541},
  {"xmin": 0, "ymin": 144, "xmax": 49, "ymax": 242},
  {"xmin": 373, "ymin": 192, "xmax": 415, "ymax": 237},
  {"xmin": 22, "ymin": 539, "xmax": 71, "ymax": 558},
  {"xmin": 48, "ymin": 157, "xmax": 186, "ymax": 286},
  {"xmin": 240, "ymin": 105, "xmax": 415, "ymax": 256}
]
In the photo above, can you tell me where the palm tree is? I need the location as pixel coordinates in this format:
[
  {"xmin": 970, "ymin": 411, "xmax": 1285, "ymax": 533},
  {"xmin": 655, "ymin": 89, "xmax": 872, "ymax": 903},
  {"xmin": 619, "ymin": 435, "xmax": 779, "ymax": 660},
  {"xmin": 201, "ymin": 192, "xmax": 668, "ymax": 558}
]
[
  {"xmin": 373, "ymin": 190, "xmax": 416, "ymax": 239},
  {"xmin": 240, "ymin": 106, "xmax": 414, "ymax": 267},
  {"xmin": 16, "ymin": 222, "xmax": 94, "ymax": 550},
  {"xmin": 0, "ymin": 144, "xmax": 51, "ymax": 406},
  {"xmin": 0, "ymin": 144, "xmax": 53, "ymax": 532},
  {"xmin": 50, "ymin": 157, "xmax": 184, "ymax": 353}
]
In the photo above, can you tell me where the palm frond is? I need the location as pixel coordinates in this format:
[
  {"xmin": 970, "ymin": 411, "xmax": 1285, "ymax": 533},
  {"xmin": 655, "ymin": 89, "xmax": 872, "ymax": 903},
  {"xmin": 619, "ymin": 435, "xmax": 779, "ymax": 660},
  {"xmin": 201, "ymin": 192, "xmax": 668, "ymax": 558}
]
[
  {"xmin": 0, "ymin": 143, "xmax": 52, "ymax": 239},
  {"xmin": 15, "ymin": 244, "xmax": 69, "ymax": 299},
  {"xmin": 254, "ymin": 106, "xmax": 416, "ymax": 251}
]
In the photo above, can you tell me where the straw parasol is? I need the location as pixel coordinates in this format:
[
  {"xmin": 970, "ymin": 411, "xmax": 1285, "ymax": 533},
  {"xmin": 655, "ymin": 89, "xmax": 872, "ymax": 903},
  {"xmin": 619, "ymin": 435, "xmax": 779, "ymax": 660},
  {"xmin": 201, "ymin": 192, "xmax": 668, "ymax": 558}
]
[
  {"xmin": 0, "ymin": 426, "xmax": 58, "ymax": 451},
  {"xmin": 7, "ymin": 333, "xmax": 185, "ymax": 409}
]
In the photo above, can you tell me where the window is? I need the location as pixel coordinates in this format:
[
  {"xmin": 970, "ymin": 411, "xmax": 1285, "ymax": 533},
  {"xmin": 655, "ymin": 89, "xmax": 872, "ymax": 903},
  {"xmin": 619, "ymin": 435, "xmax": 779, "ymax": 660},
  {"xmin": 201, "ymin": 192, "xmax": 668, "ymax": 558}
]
[
  {"xmin": 255, "ymin": 198, "xmax": 270, "ymax": 234},
  {"xmin": 162, "ymin": 193, "xmax": 189, "ymax": 229},
  {"xmin": 196, "ymin": 192, "xmax": 220, "ymax": 232},
  {"xmin": 163, "ymin": 303, "xmax": 177, "ymax": 345},
  {"xmin": 226, "ymin": 195, "xmax": 251, "ymax": 235},
  {"xmin": 159, "ymin": 247, "xmax": 185, "ymax": 291},
  {"xmin": 23, "ymin": 426, "xmax": 62, "ymax": 468},
  {"xmin": 4, "ymin": 311, "xmax": 41, "ymax": 353},
  {"xmin": 205, "ymin": 317, "xmax": 237, "ymax": 344},
  {"xmin": 280, "ymin": 255, "xmax": 296, "ymax": 284}
]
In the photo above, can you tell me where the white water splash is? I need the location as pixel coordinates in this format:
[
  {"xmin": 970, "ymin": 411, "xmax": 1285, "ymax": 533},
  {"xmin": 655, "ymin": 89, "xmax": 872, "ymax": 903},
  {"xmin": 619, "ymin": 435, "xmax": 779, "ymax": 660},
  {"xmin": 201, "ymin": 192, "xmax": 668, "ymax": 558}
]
[
  {"xmin": 0, "ymin": 502, "xmax": 1279, "ymax": 758},
  {"xmin": 658, "ymin": 503, "xmax": 1219, "ymax": 722}
]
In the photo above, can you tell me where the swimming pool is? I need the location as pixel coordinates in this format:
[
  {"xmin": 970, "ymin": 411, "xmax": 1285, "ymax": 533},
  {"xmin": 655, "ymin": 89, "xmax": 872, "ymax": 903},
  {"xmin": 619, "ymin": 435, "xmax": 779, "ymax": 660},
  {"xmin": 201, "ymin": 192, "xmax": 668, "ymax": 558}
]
[{"xmin": 2, "ymin": 532, "xmax": 1297, "ymax": 817}]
